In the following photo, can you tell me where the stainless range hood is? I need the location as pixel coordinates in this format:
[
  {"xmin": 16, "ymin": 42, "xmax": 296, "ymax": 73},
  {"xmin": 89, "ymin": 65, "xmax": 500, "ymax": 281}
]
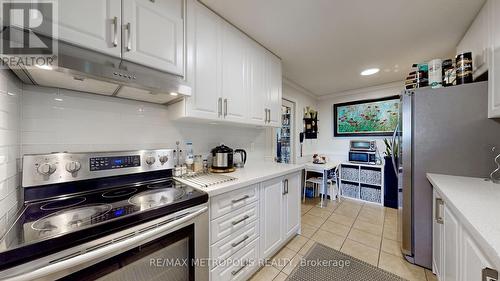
[{"xmin": 11, "ymin": 41, "xmax": 191, "ymax": 104}]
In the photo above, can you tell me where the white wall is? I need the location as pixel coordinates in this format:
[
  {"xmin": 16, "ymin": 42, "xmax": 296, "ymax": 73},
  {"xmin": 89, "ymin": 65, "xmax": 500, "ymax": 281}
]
[
  {"xmin": 282, "ymin": 79, "xmax": 318, "ymax": 164},
  {"xmin": 0, "ymin": 70, "xmax": 22, "ymax": 237},
  {"xmin": 316, "ymin": 82, "xmax": 403, "ymax": 162},
  {"xmin": 21, "ymin": 85, "xmax": 267, "ymax": 162}
]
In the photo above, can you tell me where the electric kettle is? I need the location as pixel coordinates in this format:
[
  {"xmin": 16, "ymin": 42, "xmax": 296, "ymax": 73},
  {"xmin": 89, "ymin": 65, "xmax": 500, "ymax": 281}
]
[{"xmin": 234, "ymin": 149, "xmax": 247, "ymax": 168}]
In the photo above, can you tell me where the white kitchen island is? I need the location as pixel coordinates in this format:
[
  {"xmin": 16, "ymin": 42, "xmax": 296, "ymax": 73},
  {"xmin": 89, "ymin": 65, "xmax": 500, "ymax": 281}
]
[{"xmin": 427, "ymin": 173, "xmax": 500, "ymax": 281}]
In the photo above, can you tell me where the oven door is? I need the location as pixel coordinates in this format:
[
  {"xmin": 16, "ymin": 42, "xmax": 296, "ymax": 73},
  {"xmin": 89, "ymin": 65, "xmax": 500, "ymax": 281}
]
[{"xmin": 0, "ymin": 205, "xmax": 209, "ymax": 281}]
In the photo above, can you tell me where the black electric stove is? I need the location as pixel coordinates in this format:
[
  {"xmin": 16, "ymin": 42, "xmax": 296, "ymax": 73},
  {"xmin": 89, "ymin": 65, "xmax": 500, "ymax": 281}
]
[{"xmin": 0, "ymin": 149, "xmax": 208, "ymax": 271}]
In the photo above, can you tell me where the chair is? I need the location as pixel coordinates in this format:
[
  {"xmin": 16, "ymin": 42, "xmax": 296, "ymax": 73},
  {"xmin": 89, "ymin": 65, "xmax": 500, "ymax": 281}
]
[
  {"xmin": 326, "ymin": 164, "xmax": 341, "ymax": 201},
  {"xmin": 304, "ymin": 176, "xmax": 322, "ymax": 201}
]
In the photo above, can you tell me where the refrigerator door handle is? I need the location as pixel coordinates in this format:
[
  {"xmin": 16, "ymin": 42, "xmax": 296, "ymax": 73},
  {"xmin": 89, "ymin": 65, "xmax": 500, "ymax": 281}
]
[{"xmin": 391, "ymin": 122, "xmax": 399, "ymax": 176}]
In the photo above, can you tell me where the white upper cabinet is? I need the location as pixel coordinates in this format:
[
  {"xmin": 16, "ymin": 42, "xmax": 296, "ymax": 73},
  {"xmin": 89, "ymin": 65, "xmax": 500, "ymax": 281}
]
[
  {"xmin": 52, "ymin": 0, "xmax": 122, "ymax": 57},
  {"xmin": 266, "ymin": 53, "xmax": 283, "ymax": 127},
  {"xmin": 169, "ymin": 0, "xmax": 282, "ymax": 126},
  {"xmin": 122, "ymin": 0, "xmax": 184, "ymax": 75},
  {"xmin": 489, "ymin": 0, "xmax": 500, "ymax": 118},
  {"xmin": 247, "ymin": 41, "xmax": 267, "ymax": 124},
  {"xmin": 221, "ymin": 24, "xmax": 248, "ymax": 121},
  {"xmin": 184, "ymin": 0, "xmax": 222, "ymax": 120},
  {"xmin": 457, "ymin": 1, "xmax": 490, "ymax": 80}
]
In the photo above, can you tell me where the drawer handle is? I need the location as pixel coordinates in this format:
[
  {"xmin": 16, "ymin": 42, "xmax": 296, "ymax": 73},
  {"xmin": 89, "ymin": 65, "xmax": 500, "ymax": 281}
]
[
  {"xmin": 483, "ymin": 267, "xmax": 498, "ymax": 281},
  {"xmin": 231, "ymin": 215, "xmax": 250, "ymax": 226},
  {"xmin": 435, "ymin": 198, "xmax": 444, "ymax": 224},
  {"xmin": 231, "ymin": 235, "xmax": 250, "ymax": 247},
  {"xmin": 231, "ymin": 195, "xmax": 250, "ymax": 203},
  {"xmin": 231, "ymin": 261, "xmax": 249, "ymax": 276}
]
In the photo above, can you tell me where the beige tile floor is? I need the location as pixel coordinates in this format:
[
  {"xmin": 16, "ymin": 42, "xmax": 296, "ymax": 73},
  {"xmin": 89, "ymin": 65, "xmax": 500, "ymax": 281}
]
[{"xmin": 249, "ymin": 197, "xmax": 438, "ymax": 281}]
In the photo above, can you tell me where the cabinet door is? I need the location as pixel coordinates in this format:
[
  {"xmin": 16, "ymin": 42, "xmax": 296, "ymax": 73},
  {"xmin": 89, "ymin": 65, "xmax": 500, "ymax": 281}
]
[
  {"xmin": 456, "ymin": 1, "xmax": 489, "ymax": 80},
  {"xmin": 260, "ymin": 177, "xmax": 284, "ymax": 258},
  {"xmin": 50, "ymin": 0, "xmax": 121, "ymax": 57},
  {"xmin": 266, "ymin": 53, "xmax": 282, "ymax": 127},
  {"xmin": 432, "ymin": 190, "xmax": 444, "ymax": 280},
  {"xmin": 462, "ymin": 229, "xmax": 495, "ymax": 281},
  {"xmin": 122, "ymin": 0, "xmax": 184, "ymax": 75},
  {"xmin": 489, "ymin": 0, "xmax": 500, "ymax": 118},
  {"xmin": 184, "ymin": 0, "xmax": 221, "ymax": 120},
  {"xmin": 443, "ymin": 205, "xmax": 460, "ymax": 281},
  {"xmin": 247, "ymin": 42, "xmax": 267, "ymax": 124},
  {"xmin": 221, "ymin": 24, "xmax": 248, "ymax": 122},
  {"xmin": 283, "ymin": 172, "xmax": 301, "ymax": 238}
]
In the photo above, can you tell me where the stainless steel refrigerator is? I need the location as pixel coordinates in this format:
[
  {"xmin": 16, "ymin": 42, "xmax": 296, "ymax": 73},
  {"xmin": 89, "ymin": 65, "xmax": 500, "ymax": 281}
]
[{"xmin": 394, "ymin": 81, "xmax": 500, "ymax": 269}]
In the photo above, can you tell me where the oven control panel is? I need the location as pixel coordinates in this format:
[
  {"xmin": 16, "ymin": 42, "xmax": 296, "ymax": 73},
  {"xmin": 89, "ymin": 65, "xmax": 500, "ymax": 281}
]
[
  {"xmin": 90, "ymin": 155, "xmax": 141, "ymax": 171},
  {"xmin": 22, "ymin": 149, "xmax": 173, "ymax": 188}
]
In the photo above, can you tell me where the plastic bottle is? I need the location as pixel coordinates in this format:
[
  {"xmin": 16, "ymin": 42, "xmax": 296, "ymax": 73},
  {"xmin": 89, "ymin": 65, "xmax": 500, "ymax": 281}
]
[{"xmin": 185, "ymin": 141, "xmax": 194, "ymax": 171}]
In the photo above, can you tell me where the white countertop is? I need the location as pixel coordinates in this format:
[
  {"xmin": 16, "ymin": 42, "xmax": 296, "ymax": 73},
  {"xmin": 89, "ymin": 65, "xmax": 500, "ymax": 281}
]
[
  {"xmin": 184, "ymin": 162, "xmax": 304, "ymax": 197},
  {"xmin": 427, "ymin": 173, "xmax": 500, "ymax": 267}
]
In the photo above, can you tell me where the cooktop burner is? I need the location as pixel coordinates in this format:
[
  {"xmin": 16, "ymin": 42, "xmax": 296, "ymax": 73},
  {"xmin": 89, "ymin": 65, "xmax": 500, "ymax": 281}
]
[
  {"xmin": 32, "ymin": 204, "xmax": 112, "ymax": 234},
  {"xmin": 40, "ymin": 197, "xmax": 87, "ymax": 211},
  {"xmin": 129, "ymin": 188, "xmax": 185, "ymax": 208},
  {"xmin": 102, "ymin": 188, "xmax": 138, "ymax": 198}
]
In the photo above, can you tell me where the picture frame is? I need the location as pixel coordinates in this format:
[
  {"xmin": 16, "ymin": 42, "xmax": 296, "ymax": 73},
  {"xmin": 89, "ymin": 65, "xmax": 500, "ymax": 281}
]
[{"xmin": 333, "ymin": 95, "xmax": 400, "ymax": 137}]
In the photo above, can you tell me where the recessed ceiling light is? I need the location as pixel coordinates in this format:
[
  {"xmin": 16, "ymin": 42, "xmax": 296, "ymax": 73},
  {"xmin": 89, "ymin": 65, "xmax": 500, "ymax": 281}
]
[
  {"xmin": 7, "ymin": 92, "xmax": 15, "ymax": 96},
  {"xmin": 361, "ymin": 68, "xmax": 380, "ymax": 76},
  {"xmin": 170, "ymin": 92, "xmax": 178, "ymax": 96},
  {"xmin": 54, "ymin": 98, "xmax": 63, "ymax": 102}
]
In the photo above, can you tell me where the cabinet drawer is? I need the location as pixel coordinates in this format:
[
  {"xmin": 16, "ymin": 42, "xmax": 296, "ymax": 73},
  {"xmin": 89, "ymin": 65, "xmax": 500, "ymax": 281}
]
[
  {"xmin": 211, "ymin": 202, "xmax": 259, "ymax": 244},
  {"xmin": 210, "ymin": 238, "xmax": 260, "ymax": 281},
  {"xmin": 211, "ymin": 220, "xmax": 259, "ymax": 261},
  {"xmin": 211, "ymin": 184, "xmax": 259, "ymax": 219}
]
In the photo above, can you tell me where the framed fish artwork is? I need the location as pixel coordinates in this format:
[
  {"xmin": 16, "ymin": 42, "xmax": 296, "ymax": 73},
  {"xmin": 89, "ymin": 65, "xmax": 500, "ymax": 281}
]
[{"xmin": 333, "ymin": 95, "xmax": 400, "ymax": 137}]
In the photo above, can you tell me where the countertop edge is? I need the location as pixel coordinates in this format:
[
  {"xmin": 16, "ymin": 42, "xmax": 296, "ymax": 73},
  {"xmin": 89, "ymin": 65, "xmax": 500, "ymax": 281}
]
[
  {"xmin": 206, "ymin": 165, "xmax": 305, "ymax": 197},
  {"xmin": 426, "ymin": 173, "xmax": 500, "ymax": 268}
]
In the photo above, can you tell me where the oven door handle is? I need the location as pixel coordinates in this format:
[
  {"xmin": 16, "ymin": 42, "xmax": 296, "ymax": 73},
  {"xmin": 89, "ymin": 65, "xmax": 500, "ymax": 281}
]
[{"xmin": 1, "ymin": 206, "xmax": 208, "ymax": 281}]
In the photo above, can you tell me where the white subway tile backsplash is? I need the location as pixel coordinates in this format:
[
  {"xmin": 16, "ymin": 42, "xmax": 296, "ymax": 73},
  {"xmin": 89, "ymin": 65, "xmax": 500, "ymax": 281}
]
[
  {"xmin": 21, "ymin": 85, "xmax": 266, "ymax": 160},
  {"xmin": 0, "ymin": 70, "xmax": 22, "ymax": 238}
]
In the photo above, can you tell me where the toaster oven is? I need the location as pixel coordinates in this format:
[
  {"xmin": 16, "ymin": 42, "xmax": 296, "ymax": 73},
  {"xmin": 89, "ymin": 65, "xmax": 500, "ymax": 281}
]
[{"xmin": 349, "ymin": 140, "xmax": 377, "ymax": 152}]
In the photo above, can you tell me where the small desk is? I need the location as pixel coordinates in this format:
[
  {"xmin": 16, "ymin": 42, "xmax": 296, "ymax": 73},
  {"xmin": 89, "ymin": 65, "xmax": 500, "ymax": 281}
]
[{"xmin": 304, "ymin": 160, "xmax": 342, "ymax": 208}]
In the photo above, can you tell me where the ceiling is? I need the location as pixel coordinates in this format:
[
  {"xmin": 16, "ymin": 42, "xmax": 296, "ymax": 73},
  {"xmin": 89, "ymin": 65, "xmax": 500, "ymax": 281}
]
[{"xmin": 200, "ymin": 0, "xmax": 486, "ymax": 96}]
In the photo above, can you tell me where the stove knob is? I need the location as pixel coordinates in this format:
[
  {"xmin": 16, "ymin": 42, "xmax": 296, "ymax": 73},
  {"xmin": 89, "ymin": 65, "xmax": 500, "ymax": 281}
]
[
  {"xmin": 159, "ymin": 155, "xmax": 168, "ymax": 165},
  {"xmin": 37, "ymin": 163, "xmax": 57, "ymax": 176},
  {"xmin": 65, "ymin": 161, "xmax": 81, "ymax": 173},
  {"xmin": 145, "ymin": 156, "xmax": 156, "ymax": 165}
]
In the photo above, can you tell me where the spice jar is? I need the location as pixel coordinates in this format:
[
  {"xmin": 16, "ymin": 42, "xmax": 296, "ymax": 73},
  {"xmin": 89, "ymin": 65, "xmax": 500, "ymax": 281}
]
[
  {"xmin": 442, "ymin": 59, "xmax": 456, "ymax": 87},
  {"xmin": 455, "ymin": 52, "xmax": 473, "ymax": 84},
  {"xmin": 428, "ymin": 59, "xmax": 443, "ymax": 88}
]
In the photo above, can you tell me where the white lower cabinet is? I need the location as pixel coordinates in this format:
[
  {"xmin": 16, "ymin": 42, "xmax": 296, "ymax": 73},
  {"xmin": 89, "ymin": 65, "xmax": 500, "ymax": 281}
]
[
  {"xmin": 260, "ymin": 177, "xmax": 285, "ymax": 258},
  {"xmin": 283, "ymin": 172, "xmax": 301, "ymax": 238},
  {"xmin": 443, "ymin": 205, "xmax": 459, "ymax": 281},
  {"xmin": 209, "ymin": 171, "xmax": 302, "ymax": 281},
  {"xmin": 462, "ymin": 229, "xmax": 494, "ymax": 281},
  {"xmin": 432, "ymin": 189, "xmax": 498, "ymax": 281},
  {"xmin": 432, "ymin": 190, "xmax": 444, "ymax": 280}
]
